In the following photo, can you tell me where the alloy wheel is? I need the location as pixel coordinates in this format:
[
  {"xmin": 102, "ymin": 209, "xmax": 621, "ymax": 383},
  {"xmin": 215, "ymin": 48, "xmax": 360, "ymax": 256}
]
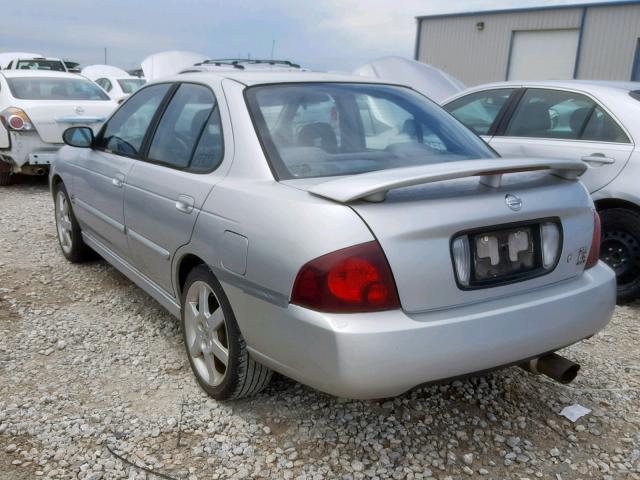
[
  {"xmin": 55, "ymin": 191, "xmax": 73, "ymax": 254},
  {"xmin": 184, "ymin": 281, "xmax": 229, "ymax": 387}
]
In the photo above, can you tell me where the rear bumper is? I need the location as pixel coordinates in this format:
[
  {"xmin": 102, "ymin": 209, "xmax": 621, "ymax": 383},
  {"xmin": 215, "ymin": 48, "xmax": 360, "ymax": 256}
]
[
  {"xmin": 242, "ymin": 262, "xmax": 616, "ymax": 399},
  {"xmin": 1, "ymin": 132, "xmax": 61, "ymax": 169}
]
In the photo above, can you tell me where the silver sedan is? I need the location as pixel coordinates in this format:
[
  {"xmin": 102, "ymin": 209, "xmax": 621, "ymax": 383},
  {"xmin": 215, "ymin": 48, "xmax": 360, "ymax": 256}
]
[{"xmin": 50, "ymin": 72, "xmax": 615, "ymax": 400}]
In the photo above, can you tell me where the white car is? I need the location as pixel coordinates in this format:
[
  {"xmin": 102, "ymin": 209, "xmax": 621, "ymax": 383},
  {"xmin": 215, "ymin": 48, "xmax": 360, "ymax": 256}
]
[
  {"xmin": 3, "ymin": 56, "xmax": 68, "ymax": 72},
  {"xmin": 0, "ymin": 70, "xmax": 117, "ymax": 185},
  {"xmin": 82, "ymin": 65, "xmax": 146, "ymax": 103},
  {"xmin": 443, "ymin": 80, "xmax": 640, "ymax": 302}
]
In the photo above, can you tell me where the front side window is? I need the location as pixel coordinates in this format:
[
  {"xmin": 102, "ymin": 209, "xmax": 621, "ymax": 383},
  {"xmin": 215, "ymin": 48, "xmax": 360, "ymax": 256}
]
[
  {"xmin": 96, "ymin": 83, "xmax": 171, "ymax": 156},
  {"xmin": 246, "ymin": 83, "xmax": 495, "ymax": 180},
  {"xmin": 117, "ymin": 78, "xmax": 146, "ymax": 94},
  {"xmin": 147, "ymin": 83, "xmax": 218, "ymax": 169},
  {"xmin": 7, "ymin": 77, "xmax": 110, "ymax": 100},
  {"xmin": 505, "ymin": 88, "xmax": 629, "ymax": 143},
  {"xmin": 444, "ymin": 89, "xmax": 515, "ymax": 135}
]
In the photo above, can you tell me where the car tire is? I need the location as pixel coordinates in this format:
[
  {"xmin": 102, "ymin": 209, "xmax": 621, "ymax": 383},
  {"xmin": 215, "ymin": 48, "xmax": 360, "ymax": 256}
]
[
  {"xmin": 181, "ymin": 265, "xmax": 273, "ymax": 400},
  {"xmin": 0, "ymin": 171, "xmax": 11, "ymax": 186},
  {"xmin": 600, "ymin": 208, "xmax": 640, "ymax": 303},
  {"xmin": 53, "ymin": 182, "xmax": 93, "ymax": 263}
]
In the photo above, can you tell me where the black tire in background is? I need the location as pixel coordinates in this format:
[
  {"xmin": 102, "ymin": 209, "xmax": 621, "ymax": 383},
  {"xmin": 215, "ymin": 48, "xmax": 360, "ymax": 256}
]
[
  {"xmin": 52, "ymin": 182, "xmax": 93, "ymax": 263},
  {"xmin": 0, "ymin": 171, "xmax": 11, "ymax": 186},
  {"xmin": 600, "ymin": 208, "xmax": 640, "ymax": 303},
  {"xmin": 181, "ymin": 265, "xmax": 273, "ymax": 400}
]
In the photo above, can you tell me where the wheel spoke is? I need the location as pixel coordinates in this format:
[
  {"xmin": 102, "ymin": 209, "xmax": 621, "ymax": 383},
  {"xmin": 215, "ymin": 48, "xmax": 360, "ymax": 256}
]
[
  {"xmin": 187, "ymin": 301, "xmax": 199, "ymax": 321},
  {"xmin": 211, "ymin": 338, "xmax": 228, "ymax": 366},
  {"xmin": 203, "ymin": 351, "xmax": 220, "ymax": 384},
  {"xmin": 188, "ymin": 330, "xmax": 204, "ymax": 356},
  {"xmin": 198, "ymin": 284, "xmax": 210, "ymax": 317},
  {"xmin": 206, "ymin": 308, "xmax": 224, "ymax": 332}
]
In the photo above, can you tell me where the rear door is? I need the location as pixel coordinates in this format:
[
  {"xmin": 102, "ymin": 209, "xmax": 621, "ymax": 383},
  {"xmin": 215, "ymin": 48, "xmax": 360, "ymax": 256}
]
[
  {"xmin": 72, "ymin": 83, "xmax": 172, "ymax": 259},
  {"xmin": 488, "ymin": 88, "xmax": 634, "ymax": 193},
  {"xmin": 124, "ymin": 82, "xmax": 225, "ymax": 293},
  {"xmin": 444, "ymin": 88, "xmax": 519, "ymax": 143}
]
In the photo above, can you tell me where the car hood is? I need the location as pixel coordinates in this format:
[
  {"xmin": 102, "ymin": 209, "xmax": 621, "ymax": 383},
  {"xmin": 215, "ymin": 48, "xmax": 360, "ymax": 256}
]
[
  {"xmin": 353, "ymin": 56, "xmax": 466, "ymax": 103},
  {"xmin": 141, "ymin": 50, "xmax": 208, "ymax": 81}
]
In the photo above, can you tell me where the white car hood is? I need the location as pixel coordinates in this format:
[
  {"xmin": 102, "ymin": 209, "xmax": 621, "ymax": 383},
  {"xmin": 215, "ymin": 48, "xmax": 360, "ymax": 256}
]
[
  {"xmin": 141, "ymin": 50, "xmax": 207, "ymax": 81},
  {"xmin": 353, "ymin": 56, "xmax": 465, "ymax": 103},
  {"xmin": 81, "ymin": 64, "xmax": 130, "ymax": 81}
]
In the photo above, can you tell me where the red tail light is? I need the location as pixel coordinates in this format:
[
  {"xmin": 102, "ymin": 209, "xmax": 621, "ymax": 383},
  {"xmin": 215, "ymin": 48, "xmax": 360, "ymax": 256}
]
[
  {"xmin": 585, "ymin": 211, "xmax": 601, "ymax": 269},
  {"xmin": 291, "ymin": 241, "xmax": 400, "ymax": 313}
]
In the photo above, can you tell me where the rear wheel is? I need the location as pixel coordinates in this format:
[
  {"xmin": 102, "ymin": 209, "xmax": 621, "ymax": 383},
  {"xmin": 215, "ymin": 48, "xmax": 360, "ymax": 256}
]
[
  {"xmin": 600, "ymin": 208, "xmax": 640, "ymax": 303},
  {"xmin": 181, "ymin": 265, "xmax": 272, "ymax": 400},
  {"xmin": 53, "ymin": 183, "xmax": 92, "ymax": 262}
]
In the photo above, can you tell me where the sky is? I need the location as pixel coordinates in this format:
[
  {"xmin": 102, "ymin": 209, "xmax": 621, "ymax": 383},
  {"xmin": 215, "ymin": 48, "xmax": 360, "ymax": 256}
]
[{"xmin": 0, "ymin": 0, "xmax": 629, "ymax": 72}]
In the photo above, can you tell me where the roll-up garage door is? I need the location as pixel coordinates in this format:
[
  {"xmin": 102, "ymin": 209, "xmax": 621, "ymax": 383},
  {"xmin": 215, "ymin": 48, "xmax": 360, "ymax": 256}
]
[{"xmin": 507, "ymin": 29, "xmax": 580, "ymax": 81}]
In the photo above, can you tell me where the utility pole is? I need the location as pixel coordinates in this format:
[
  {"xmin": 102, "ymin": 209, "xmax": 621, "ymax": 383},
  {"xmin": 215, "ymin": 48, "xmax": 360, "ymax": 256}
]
[
  {"xmin": 104, "ymin": 48, "xmax": 107, "ymax": 64},
  {"xmin": 270, "ymin": 40, "xmax": 275, "ymax": 60}
]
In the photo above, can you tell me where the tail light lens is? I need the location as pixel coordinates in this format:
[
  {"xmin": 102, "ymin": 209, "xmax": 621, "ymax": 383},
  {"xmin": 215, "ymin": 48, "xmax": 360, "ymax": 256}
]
[
  {"xmin": 585, "ymin": 211, "xmax": 601, "ymax": 269},
  {"xmin": 291, "ymin": 241, "xmax": 400, "ymax": 313},
  {"xmin": 0, "ymin": 107, "xmax": 35, "ymax": 131},
  {"xmin": 451, "ymin": 236, "xmax": 471, "ymax": 286}
]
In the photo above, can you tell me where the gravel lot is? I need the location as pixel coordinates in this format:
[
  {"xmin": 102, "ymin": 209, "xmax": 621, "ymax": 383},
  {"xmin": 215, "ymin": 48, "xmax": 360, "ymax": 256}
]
[{"xmin": 1, "ymin": 178, "xmax": 639, "ymax": 480}]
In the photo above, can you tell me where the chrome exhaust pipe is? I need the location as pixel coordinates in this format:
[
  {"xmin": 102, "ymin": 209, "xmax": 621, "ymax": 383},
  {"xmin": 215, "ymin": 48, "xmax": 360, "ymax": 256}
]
[
  {"xmin": 35, "ymin": 168, "xmax": 46, "ymax": 176},
  {"xmin": 520, "ymin": 353, "xmax": 580, "ymax": 384}
]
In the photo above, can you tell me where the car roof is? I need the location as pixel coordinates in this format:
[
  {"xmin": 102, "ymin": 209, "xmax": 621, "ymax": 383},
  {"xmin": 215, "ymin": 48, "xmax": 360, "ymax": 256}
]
[
  {"xmin": 166, "ymin": 70, "xmax": 390, "ymax": 86},
  {"xmin": 0, "ymin": 70, "xmax": 81, "ymax": 79},
  {"xmin": 457, "ymin": 79, "xmax": 640, "ymax": 95}
]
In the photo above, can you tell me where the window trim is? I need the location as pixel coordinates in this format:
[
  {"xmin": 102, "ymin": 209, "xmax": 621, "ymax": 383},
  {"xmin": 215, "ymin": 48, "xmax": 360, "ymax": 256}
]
[
  {"xmin": 139, "ymin": 82, "xmax": 224, "ymax": 174},
  {"xmin": 497, "ymin": 86, "xmax": 633, "ymax": 145},
  {"xmin": 93, "ymin": 81, "xmax": 177, "ymax": 160}
]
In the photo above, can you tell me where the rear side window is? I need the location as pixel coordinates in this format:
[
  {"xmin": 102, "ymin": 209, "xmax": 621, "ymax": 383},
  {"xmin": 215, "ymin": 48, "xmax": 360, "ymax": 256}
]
[
  {"xmin": 117, "ymin": 78, "xmax": 146, "ymax": 94},
  {"xmin": 6, "ymin": 77, "xmax": 110, "ymax": 100},
  {"xmin": 505, "ymin": 88, "xmax": 629, "ymax": 143},
  {"xmin": 96, "ymin": 78, "xmax": 112, "ymax": 92},
  {"xmin": 96, "ymin": 83, "xmax": 171, "ymax": 156},
  {"xmin": 444, "ymin": 89, "xmax": 514, "ymax": 135},
  {"xmin": 147, "ymin": 83, "xmax": 221, "ymax": 171}
]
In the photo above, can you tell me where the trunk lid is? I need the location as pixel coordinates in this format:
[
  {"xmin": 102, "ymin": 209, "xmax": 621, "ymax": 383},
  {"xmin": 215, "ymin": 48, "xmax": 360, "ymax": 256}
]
[
  {"xmin": 285, "ymin": 159, "xmax": 595, "ymax": 313},
  {"xmin": 22, "ymin": 100, "xmax": 116, "ymax": 143}
]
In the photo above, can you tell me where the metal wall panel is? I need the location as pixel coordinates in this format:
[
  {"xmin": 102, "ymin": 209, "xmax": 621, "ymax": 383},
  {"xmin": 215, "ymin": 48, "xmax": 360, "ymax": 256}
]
[
  {"xmin": 417, "ymin": 9, "xmax": 582, "ymax": 86},
  {"xmin": 577, "ymin": 4, "xmax": 640, "ymax": 80}
]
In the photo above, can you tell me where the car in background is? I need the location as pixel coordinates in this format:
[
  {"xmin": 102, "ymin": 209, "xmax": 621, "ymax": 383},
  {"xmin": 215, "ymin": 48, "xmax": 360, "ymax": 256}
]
[
  {"xmin": 444, "ymin": 81, "xmax": 640, "ymax": 303},
  {"xmin": 0, "ymin": 70, "xmax": 117, "ymax": 185},
  {"xmin": 4, "ymin": 56, "xmax": 68, "ymax": 72},
  {"xmin": 82, "ymin": 65, "xmax": 147, "ymax": 103},
  {"xmin": 50, "ymin": 71, "xmax": 614, "ymax": 400}
]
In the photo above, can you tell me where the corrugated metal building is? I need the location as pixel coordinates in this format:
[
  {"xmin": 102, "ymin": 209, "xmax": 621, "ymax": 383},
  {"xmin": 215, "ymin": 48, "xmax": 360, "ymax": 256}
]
[{"xmin": 414, "ymin": 1, "xmax": 640, "ymax": 86}]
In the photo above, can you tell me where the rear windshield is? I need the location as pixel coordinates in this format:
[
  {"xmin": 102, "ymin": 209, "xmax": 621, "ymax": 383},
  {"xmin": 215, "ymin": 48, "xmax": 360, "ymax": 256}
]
[
  {"xmin": 7, "ymin": 77, "xmax": 110, "ymax": 101},
  {"xmin": 118, "ymin": 78, "xmax": 146, "ymax": 94},
  {"xmin": 15, "ymin": 60, "xmax": 66, "ymax": 72},
  {"xmin": 245, "ymin": 83, "xmax": 495, "ymax": 179}
]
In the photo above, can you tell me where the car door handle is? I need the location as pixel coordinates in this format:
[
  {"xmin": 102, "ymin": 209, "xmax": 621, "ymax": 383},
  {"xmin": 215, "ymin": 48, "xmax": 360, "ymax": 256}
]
[
  {"xmin": 175, "ymin": 195, "xmax": 195, "ymax": 214},
  {"xmin": 581, "ymin": 154, "xmax": 616, "ymax": 165},
  {"xmin": 112, "ymin": 173, "xmax": 125, "ymax": 188}
]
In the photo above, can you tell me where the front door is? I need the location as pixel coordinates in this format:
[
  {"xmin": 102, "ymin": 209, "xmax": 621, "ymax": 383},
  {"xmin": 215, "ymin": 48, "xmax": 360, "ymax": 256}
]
[
  {"xmin": 71, "ymin": 83, "xmax": 172, "ymax": 259},
  {"xmin": 488, "ymin": 88, "xmax": 634, "ymax": 193},
  {"xmin": 124, "ymin": 83, "xmax": 225, "ymax": 293}
]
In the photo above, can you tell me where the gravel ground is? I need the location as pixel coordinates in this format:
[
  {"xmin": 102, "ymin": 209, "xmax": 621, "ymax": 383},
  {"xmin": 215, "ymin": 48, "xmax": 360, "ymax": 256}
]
[{"xmin": 1, "ymin": 177, "xmax": 639, "ymax": 480}]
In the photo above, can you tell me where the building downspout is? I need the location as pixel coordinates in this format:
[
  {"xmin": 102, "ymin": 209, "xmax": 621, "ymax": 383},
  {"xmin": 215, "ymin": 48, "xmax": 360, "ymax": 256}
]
[
  {"xmin": 573, "ymin": 7, "xmax": 587, "ymax": 79},
  {"xmin": 413, "ymin": 18, "xmax": 422, "ymax": 61}
]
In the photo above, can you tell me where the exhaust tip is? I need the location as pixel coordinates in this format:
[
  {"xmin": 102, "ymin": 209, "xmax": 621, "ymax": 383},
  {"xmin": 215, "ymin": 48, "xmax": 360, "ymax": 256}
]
[{"xmin": 520, "ymin": 353, "xmax": 580, "ymax": 384}]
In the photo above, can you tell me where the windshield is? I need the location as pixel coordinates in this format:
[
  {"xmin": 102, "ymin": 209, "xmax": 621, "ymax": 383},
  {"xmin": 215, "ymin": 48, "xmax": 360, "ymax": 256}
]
[
  {"xmin": 117, "ymin": 78, "xmax": 146, "ymax": 94},
  {"xmin": 15, "ymin": 59, "xmax": 66, "ymax": 72},
  {"xmin": 7, "ymin": 77, "xmax": 110, "ymax": 101},
  {"xmin": 245, "ymin": 83, "xmax": 495, "ymax": 179}
]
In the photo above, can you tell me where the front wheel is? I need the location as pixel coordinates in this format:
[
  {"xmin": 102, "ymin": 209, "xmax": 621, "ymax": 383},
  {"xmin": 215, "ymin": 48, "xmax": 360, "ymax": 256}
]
[
  {"xmin": 181, "ymin": 265, "xmax": 273, "ymax": 400},
  {"xmin": 53, "ymin": 183, "xmax": 92, "ymax": 263},
  {"xmin": 600, "ymin": 208, "xmax": 640, "ymax": 303}
]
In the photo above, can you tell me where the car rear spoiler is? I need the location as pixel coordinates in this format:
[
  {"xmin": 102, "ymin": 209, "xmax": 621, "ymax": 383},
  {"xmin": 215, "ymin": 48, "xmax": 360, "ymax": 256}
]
[{"xmin": 308, "ymin": 158, "xmax": 587, "ymax": 203}]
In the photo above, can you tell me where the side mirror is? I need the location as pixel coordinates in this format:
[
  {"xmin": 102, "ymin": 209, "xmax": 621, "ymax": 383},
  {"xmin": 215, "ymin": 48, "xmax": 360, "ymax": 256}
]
[{"xmin": 62, "ymin": 126, "xmax": 94, "ymax": 148}]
